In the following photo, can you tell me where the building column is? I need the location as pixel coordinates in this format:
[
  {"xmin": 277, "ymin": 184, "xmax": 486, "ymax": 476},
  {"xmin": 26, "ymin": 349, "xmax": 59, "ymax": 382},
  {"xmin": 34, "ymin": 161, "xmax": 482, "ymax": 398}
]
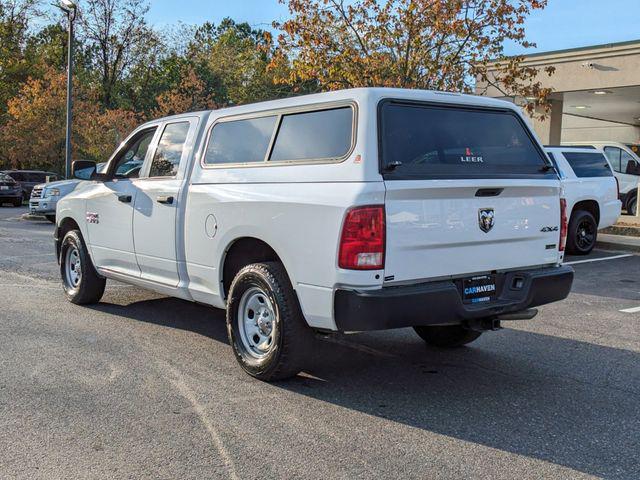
[{"xmin": 532, "ymin": 99, "xmax": 564, "ymax": 145}]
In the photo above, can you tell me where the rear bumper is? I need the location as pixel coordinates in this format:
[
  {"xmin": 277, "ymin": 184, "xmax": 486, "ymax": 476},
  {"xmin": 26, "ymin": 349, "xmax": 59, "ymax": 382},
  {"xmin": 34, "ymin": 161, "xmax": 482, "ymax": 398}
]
[
  {"xmin": 599, "ymin": 200, "xmax": 622, "ymax": 229},
  {"xmin": 334, "ymin": 265, "xmax": 573, "ymax": 332}
]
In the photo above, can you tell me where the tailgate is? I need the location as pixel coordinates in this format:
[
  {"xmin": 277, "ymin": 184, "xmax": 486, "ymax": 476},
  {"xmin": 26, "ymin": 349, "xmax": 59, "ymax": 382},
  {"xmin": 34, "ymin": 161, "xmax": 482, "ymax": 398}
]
[
  {"xmin": 384, "ymin": 180, "xmax": 561, "ymax": 283},
  {"xmin": 378, "ymin": 98, "xmax": 561, "ymax": 284}
]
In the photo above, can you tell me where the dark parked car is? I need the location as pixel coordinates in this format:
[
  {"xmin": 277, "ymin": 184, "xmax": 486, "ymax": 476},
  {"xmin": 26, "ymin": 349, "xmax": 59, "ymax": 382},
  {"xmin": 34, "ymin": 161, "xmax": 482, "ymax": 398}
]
[
  {"xmin": 1, "ymin": 170, "xmax": 60, "ymax": 200},
  {"xmin": 0, "ymin": 173, "xmax": 23, "ymax": 207}
]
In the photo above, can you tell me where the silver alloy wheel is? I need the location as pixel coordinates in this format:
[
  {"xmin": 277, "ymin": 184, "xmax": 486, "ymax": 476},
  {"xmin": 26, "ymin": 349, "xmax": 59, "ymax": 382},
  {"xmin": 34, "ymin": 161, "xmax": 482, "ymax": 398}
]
[
  {"xmin": 65, "ymin": 246, "xmax": 82, "ymax": 290},
  {"xmin": 237, "ymin": 287, "xmax": 277, "ymax": 359}
]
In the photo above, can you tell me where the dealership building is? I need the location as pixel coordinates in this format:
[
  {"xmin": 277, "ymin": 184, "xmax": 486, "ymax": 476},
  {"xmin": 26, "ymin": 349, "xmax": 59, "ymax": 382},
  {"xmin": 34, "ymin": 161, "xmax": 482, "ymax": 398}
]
[{"xmin": 478, "ymin": 39, "xmax": 640, "ymax": 146}]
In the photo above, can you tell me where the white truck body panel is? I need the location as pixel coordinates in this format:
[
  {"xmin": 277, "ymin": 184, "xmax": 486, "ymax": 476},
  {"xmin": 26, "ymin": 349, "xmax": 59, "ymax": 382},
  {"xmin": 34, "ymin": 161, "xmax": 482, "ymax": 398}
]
[
  {"xmin": 384, "ymin": 180, "xmax": 561, "ymax": 284},
  {"xmin": 57, "ymin": 88, "xmax": 567, "ymax": 332}
]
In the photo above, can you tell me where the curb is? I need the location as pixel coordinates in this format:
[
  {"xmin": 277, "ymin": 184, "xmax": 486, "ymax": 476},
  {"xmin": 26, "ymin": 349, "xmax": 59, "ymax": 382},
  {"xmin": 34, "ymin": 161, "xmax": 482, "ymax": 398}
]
[
  {"xmin": 596, "ymin": 241, "xmax": 640, "ymax": 252},
  {"xmin": 21, "ymin": 213, "xmax": 49, "ymax": 222},
  {"xmin": 596, "ymin": 234, "xmax": 640, "ymax": 253},
  {"xmin": 600, "ymin": 225, "xmax": 640, "ymax": 237}
]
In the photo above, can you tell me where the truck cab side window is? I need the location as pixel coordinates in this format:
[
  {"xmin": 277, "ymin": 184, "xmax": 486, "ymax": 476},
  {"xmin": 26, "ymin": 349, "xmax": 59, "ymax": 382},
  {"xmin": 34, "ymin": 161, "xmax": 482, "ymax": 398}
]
[
  {"xmin": 620, "ymin": 149, "xmax": 639, "ymax": 175},
  {"xmin": 112, "ymin": 128, "xmax": 157, "ymax": 179},
  {"xmin": 148, "ymin": 122, "xmax": 191, "ymax": 177},
  {"xmin": 604, "ymin": 147, "xmax": 622, "ymax": 173}
]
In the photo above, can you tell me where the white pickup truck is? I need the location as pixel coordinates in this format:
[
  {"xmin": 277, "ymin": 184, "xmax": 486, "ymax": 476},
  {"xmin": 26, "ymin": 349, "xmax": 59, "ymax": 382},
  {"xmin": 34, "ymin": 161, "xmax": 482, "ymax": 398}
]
[{"xmin": 55, "ymin": 88, "xmax": 574, "ymax": 380}]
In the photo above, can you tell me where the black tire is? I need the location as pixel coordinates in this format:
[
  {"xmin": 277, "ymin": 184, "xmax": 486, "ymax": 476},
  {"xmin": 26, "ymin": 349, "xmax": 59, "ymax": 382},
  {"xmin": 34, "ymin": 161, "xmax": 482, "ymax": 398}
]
[
  {"xmin": 566, "ymin": 210, "xmax": 597, "ymax": 255},
  {"xmin": 226, "ymin": 262, "xmax": 313, "ymax": 381},
  {"xmin": 60, "ymin": 229, "xmax": 106, "ymax": 305},
  {"xmin": 13, "ymin": 198, "xmax": 22, "ymax": 207},
  {"xmin": 414, "ymin": 325, "xmax": 482, "ymax": 348},
  {"xmin": 628, "ymin": 194, "xmax": 638, "ymax": 216},
  {"xmin": 45, "ymin": 214, "xmax": 56, "ymax": 223}
]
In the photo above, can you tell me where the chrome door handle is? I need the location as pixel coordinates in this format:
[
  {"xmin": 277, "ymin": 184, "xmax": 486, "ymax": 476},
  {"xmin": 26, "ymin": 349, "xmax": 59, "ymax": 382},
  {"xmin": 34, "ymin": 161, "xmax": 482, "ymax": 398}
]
[{"xmin": 157, "ymin": 195, "xmax": 174, "ymax": 205}]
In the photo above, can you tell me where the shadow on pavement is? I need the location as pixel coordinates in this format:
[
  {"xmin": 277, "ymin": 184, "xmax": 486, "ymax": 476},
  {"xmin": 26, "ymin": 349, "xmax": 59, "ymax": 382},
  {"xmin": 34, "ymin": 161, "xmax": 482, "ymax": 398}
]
[
  {"xmin": 90, "ymin": 295, "xmax": 639, "ymax": 479},
  {"xmin": 568, "ymin": 254, "xmax": 640, "ymax": 302}
]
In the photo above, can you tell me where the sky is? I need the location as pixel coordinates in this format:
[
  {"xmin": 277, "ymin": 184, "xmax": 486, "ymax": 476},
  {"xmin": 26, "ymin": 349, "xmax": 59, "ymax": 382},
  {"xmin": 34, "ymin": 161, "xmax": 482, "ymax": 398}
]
[{"xmin": 147, "ymin": 0, "xmax": 640, "ymax": 55}]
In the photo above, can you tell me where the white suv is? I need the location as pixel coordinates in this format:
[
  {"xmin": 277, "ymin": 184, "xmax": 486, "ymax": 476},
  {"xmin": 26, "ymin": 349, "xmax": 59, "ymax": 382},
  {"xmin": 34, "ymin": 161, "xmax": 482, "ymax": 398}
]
[
  {"xmin": 566, "ymin": 142, "xmax": 640, "ymax": 215},
  {"xmin": 546, "ymin": 147, "xmax": 621, "ymax": 254},
  {"xmin": 54, "ymin": 88, "xmax": 574, "ymax": 380}
]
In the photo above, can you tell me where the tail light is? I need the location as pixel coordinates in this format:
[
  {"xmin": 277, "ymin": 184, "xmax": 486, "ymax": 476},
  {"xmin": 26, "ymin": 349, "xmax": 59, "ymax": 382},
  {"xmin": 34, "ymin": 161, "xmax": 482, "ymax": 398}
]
[
  {"xmin": 559, "ymin": 198, "xmax": 568, "ymax": 252},
  {"xmin": 338, "ymin": 205, "xmax": 385, "ymax": 270}
]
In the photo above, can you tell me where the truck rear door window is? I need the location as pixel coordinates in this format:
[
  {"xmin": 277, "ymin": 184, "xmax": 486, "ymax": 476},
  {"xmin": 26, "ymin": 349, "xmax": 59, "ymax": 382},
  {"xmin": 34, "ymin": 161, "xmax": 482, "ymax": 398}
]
[
  {"xmin": 379, "ymin": 101, "xmax": 552, "ymax": 179},
  {"xmin": 149, "ymin": 122, "xmax": 190, "ymax": 177},
  {"xmin": 562, "ymin": 152, "xmax": 613, "ymax": 178},
  {"xmin": 269, "ymin": 107, "xmax": 353, "ymax": 162},
  {"xmin": 205, "ymin": 116, "xmax": 277, "ymax": 165}
]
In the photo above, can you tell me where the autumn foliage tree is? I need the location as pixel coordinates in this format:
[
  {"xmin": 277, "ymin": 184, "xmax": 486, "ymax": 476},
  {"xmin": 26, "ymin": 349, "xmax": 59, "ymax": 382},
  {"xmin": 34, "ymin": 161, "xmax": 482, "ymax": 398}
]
[
  {"xmin": 0, "ymin": 66, "xmax": 138, "ymax": 171},
  {"xmin": 274, "ymin": 0, "xmax": 555, "ymax": 114}
]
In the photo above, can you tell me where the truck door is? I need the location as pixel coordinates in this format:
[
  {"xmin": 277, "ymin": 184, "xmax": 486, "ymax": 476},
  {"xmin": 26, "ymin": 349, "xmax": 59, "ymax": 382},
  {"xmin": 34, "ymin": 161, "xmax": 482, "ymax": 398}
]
[
  {"xmin": 604, "ymin": 146, "xmax": 639, "ymax": 197},
  {"xmin": 133, "ymin": 118, "xmax": 198, "ymax": 287},
  {"xmin": 85, "ymin": 126, "xmax": 159, "ymax": 277}
]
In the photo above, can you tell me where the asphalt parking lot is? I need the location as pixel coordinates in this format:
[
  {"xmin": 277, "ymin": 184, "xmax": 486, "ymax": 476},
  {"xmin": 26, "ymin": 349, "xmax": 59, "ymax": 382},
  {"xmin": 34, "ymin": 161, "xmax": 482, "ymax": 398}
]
[{"xmin": 1, "ymin": 205, "xmax": 639, "ymax": 480}]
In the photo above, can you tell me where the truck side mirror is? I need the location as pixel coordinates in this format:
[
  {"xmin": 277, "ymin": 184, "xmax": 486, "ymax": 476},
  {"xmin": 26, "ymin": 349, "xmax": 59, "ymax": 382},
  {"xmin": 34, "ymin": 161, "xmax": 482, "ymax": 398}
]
[{"xmin": 71, "ymin": 160, "xmax": 97, "ymax": 180}]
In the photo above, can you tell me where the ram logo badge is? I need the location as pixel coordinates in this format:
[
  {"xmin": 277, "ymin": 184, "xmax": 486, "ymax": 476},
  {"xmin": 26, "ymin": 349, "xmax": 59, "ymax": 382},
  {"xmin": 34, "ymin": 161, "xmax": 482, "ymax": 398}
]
[{"xmin": 478, "ymin": 208, "xmax": 495, "ymax": 233}]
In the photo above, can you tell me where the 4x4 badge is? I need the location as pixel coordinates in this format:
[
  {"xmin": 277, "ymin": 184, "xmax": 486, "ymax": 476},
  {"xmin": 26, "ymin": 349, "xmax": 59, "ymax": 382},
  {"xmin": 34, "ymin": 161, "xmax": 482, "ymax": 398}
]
[{"xmin": 478, "ymin": 208, "xmax": 494, "ymax": 233}]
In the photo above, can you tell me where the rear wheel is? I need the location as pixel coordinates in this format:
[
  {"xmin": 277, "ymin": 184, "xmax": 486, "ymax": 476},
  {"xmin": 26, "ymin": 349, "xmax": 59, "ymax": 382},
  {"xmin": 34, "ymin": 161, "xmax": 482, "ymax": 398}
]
[
  {"xmin": 414, "ymin": 325, "xmax": 482, "ymax": 348},
  {"xmin": 628, "ymin": 194, "xmax": 638, "ymax": 216},
  {"xmin": 12, "ymin": 198, "xmax": 22, "ymax": 207},
  {"xmin": 566, "ymin": 210, "xmax": 597, "ymax": 255},
  {"xmin": 60, "ymin": 229, "xmax": 106, "ymax": 304},
  {"xmin": 226, "ymin": 262, "xmax": 312, "ymax": 381}
]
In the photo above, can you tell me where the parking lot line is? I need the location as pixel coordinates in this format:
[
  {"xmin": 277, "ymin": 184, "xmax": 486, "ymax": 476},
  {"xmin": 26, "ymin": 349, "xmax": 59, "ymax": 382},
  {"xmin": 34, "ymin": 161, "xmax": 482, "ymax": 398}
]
[
  {"xmin": 619, "ymin": 306, "xmax": 640, "ymax": 313},
  {"xmin": 564, "ymin": 253, "xmax": 634, "ymax": 265}
]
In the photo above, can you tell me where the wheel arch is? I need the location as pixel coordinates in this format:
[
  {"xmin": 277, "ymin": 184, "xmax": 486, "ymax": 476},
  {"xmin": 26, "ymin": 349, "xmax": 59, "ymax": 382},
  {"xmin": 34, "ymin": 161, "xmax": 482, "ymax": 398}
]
[
  {"xmin": 220, "ymin": 237, "xmax": 292, "ymax": 300},
  {"xmin": 55, "ymin": 216, "xmax": 82, "ymax": 262},
  {"xmin": 571, "ymin": 199, "xmax": 600, "ymax": 226}
]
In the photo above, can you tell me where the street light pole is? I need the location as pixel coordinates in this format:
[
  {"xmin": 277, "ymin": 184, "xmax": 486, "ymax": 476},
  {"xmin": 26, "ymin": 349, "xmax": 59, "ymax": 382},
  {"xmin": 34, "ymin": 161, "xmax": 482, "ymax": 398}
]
[{"xmin": 57, "ymin": 0, "xmax": 77, "ymax": 179}]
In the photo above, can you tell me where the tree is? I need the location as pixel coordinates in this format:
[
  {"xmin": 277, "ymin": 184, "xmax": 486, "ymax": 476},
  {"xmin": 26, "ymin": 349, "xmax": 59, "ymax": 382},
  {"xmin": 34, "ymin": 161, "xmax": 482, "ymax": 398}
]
[
  {"xmin": 0, "ymin": 0, "xmax": 41, "ymax": 117},
  {"xmin": 0, "ymin": 66, "xmax": 139, "ymax": 172},
  {"xmin": 78, "ymin": 0, "xmax": 156, "ymax": 108},
  {"xmin": 154, "ymin": 65, "xmax": 218, "ymax": 117},
  {"xmin": 188, "ymin": 18, "xmax": 300, "ymax": 107},
  {"xmin": 274, "ymin": 0, "xmax": 555, "ymax": 115}
]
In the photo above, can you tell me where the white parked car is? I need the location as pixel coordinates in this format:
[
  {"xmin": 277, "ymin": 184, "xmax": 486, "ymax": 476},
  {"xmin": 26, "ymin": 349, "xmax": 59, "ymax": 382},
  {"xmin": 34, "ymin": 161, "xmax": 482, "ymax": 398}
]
[
  {"xmin": 565, "ymin": 142, "xmax": 640, "ymax": 216},
  {"xmin": 545, "ymin": 147, "xmax": 622, "ymax": 255},
  {"xmin": 54, "ymin": 88, "xmax": 574, "ymax": 381}
]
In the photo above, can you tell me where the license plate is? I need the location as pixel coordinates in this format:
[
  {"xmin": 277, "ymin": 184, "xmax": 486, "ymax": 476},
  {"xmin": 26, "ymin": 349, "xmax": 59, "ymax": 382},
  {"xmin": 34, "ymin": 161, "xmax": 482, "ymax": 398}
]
[
  {"xmin": 462, "ymin": 275, "xmax": 497, "ymax": 304},
  {"xmin": 0, "ymin": 186, "xmax": 8, "ymax": 190}
]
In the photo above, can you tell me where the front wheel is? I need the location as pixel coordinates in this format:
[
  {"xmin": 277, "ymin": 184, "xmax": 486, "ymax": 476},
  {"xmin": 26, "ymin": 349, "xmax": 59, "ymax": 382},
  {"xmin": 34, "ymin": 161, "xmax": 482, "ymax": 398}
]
[
  {"xmin": 13, "ymin": 198, "xmax": 22, "ymax": 207},
  {"xmin": 414, "ymin": 325, "xmax": 482, "ymax": 348},
  {"xmin": 226, "ymin": 262, "xmax": 313, "ymax": 381},
  {"xmin": 566, "ymin": 210, "xmax": 597, "ymax": 255},
  {"xmin": 60, "ymin": 229, "xmax": 106, "ymax": 304}
]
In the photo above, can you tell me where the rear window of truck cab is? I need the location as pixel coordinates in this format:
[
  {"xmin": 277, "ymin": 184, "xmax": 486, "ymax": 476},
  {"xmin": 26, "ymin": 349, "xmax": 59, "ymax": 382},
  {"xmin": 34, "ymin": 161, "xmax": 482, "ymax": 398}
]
[
  {"xmin": 378, "ymin": 100, "xmax": 553, "ymax": 180},
  {"xmin": 203, "ymin": 106, "xmax": 354, "ymax": 165}
]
